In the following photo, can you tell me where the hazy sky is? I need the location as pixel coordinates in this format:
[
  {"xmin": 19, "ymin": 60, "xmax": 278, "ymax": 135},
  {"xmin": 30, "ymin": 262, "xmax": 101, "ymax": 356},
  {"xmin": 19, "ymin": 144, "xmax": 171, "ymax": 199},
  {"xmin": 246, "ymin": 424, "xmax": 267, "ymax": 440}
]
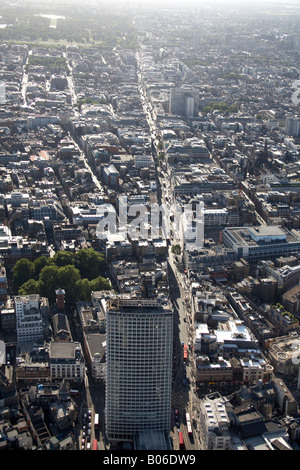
[
  {"xmin": 113, "ymin": 0, "xmax": 299, "ymax": 4},
  {"xmin": 107, "ymin": 0, "xmax": 300, "ymax": 10},
  {"xmin": 115, "ymin": 0, "xmax": 300, "ymax": 13},
  {"xmin": 15, "ymin": 0, "xmax": 299, "ymax": 5},
  {"xmin": 8, "ymin": 0, "xmax": 300, "ymax": 14}
]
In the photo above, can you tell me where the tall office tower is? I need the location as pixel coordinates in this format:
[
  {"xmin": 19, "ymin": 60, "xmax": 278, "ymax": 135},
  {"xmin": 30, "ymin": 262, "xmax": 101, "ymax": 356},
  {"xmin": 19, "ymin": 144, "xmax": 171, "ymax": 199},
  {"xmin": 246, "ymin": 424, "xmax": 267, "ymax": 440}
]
[
  {"xmin": 105, "ymin": 296, "xmax": 173, "ymax": 443},
  {"xmin": 285, "ymin": 116, "xmax": 300, "ymax": 137},
  {"xmin": 169, "ymin": 87, "xmax": 199, "ymax": 118}
]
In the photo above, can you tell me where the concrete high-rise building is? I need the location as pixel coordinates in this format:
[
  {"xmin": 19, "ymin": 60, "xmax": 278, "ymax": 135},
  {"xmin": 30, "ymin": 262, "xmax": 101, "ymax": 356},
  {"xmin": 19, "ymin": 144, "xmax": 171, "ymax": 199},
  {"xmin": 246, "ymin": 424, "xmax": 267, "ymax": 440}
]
[
  {"xmin": 169, "ymin": 87, "xmax": 199, "ymax": 118},
  {"xmin": 285, "ymin": 116, "xmax": 300, "ymax": 137},
  {"xmin": 185, "ymin": 94, "xmax": 195, "ymax": 118},
  {"xmin": 105, "ymin": 296, "xmax": 173, "ymax": 443},
  {"xmin": 103, "ymin": 164, "xmax": 120, "ymax": 188}
]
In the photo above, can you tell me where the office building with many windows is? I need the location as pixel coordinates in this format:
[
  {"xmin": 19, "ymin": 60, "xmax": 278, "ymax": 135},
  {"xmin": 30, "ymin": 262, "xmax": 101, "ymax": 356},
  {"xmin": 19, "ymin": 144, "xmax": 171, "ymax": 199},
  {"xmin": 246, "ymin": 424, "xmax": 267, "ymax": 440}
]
[
  {"xmin": 105, "ymin": 296, "xmax": 173, "ymax": 443},
  {"xmin": 222, "ymin": 225, "xmax": 300, "ymax": 263}
]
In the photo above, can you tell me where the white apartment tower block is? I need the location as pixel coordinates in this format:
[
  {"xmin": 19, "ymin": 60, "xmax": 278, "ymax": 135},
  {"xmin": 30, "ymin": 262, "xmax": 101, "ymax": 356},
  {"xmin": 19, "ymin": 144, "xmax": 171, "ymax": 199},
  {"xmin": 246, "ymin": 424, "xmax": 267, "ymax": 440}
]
[
  {"xmin": 15, "ymin": 294, "xmax": 44, "ymax": 344},
  {"xmin": 200, "ymin": 392, "xmax": 231, "ymax": 450}
]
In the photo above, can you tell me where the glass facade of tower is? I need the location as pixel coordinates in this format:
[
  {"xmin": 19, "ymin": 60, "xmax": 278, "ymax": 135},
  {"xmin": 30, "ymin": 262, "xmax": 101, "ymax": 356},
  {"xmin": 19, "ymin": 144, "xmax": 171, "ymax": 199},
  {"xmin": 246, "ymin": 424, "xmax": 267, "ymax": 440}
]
[{"xmin": 105, "ymin": 304, "xmax": 173, "ymax": 442}]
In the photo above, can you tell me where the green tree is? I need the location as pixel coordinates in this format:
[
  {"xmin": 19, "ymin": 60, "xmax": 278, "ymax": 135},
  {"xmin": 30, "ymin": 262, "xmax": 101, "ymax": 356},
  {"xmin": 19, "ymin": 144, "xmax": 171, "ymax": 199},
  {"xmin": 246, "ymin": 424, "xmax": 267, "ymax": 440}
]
[
  {"xmin": 171, "ymin": 244, "xmax": 181, "ymax": 255},
  {"xmin": 39, "ymin": 264, "xmax": 60, "ymax": 303},
  {"xmin": 11, "ymin": 248, "xmax": 109, "ymax": 305},
  {"xmin": 57, "ymin": 265, "xmax": 81, "ymax": 304},
  {"xmin": 53, "ymin": 251, "xmax": 75, "ymax": 267},
  {"xmin": 90, "ymin": 276, "xmax": 111, "ymax": 292},
  {"xmin": 33, "ymin": 256, "xmax": 49, "ymax": 278},
  {"xmin": 12, "ymin": 258, "xmax": 34, "ymax": 291},
  {"xmin": 76, "ymin": 276, "xmax": 111, "ymax": 301},
  {"xmin": 76, "ymin": 278, "xmax": 93, "ymax": 301},
  {"xmin": 18, "ymin": 278, "xmax": 40, "ymax": 296},
  {"xmin": 74, "ymin": 248, "xmax": 105, "ymax": 280}
]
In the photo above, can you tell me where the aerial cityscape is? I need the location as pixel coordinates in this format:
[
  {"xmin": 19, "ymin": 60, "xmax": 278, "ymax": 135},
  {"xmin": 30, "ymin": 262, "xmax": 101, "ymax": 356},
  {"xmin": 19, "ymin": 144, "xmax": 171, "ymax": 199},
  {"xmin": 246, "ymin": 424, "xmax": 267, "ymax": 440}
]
[{"xmin": 1, "ymin": 0, "xmax": 300, "ymax": 454}]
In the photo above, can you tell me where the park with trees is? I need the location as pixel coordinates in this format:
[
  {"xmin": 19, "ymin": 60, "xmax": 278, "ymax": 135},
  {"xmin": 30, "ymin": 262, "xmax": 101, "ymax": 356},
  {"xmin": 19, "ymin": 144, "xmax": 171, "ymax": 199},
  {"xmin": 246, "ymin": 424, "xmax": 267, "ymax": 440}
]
[
  {"xmin": 0, "ymin": 3, "xmax": 137, "ymax": 49},
  {"xmin": 12, "ymin": 248, "xmax": 111, "ymax": 306}
]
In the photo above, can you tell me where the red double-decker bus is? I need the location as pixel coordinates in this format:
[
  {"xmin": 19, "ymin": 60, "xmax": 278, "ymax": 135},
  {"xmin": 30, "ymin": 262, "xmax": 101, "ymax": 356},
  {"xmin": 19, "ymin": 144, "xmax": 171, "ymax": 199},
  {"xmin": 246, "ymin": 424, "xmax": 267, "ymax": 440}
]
[
  {"xmin": 92, "ymin": 439, "xmax": 98, "ymax": 450},
  {"xmin": 178, "ymin": 431, "xmax": 184, "ymax": 449},
  {"xmin": 183, "ymin": 345, "xmax": 188, "ymax": 361}
]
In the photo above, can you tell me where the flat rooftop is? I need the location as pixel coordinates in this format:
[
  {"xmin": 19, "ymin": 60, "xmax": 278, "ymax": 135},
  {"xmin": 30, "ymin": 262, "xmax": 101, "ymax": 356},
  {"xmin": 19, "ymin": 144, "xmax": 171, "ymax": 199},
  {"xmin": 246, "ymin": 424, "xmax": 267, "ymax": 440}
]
[{"xmin": 224, "ymin": 225, "xmax": 300, "ymax": 246}]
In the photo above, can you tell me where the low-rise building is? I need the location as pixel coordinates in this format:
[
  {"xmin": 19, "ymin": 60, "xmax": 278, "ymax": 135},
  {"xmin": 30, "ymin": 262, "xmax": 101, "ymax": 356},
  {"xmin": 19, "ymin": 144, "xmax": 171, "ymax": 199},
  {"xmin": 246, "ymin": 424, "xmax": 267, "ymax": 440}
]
[
  {"xmin": 52, "ymin": 313, "xmax": 72, "ymax": 342},
  {"xmin": 267, "ymin": 334, "xmax": 300, "ymax": 375},
  {"xmin": 83, "ymin": 332, "xmax": 106, "ymax": 381},
  {"xmin": 222, "ymin": 225, "xmax": 300, "ymax": 263},
  {"xmin": 0, "ymin": 298, "xmax": 15, "ymax": 331},
  {"xmin": 265, "ymin": 304, "xmax": 299, "ymax": 335},
  {"xmin": 199, "ymin": 392, "xmax": 231, "ymax": 450},
  {"xmin": 49, "ymin": 341, "xmax": 85, "ymax": 382},
  {"xmin": 282, "ymin": 285, "xmax": 300, "ymax": 316},
  {"xmin": 272, "ymin": 377, "xmax": 298, "ymax": 415}
]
